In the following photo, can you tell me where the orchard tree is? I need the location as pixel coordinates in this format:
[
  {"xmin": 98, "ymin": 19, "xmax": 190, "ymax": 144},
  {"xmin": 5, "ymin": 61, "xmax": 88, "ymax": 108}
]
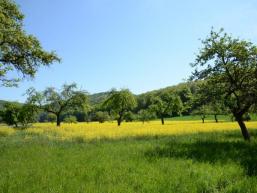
[
  {"xmin": 191, "ymin": 29, "xmax": 257, "ymax": 140},
  {"xmin": 1, "ymin": 102, "xmax": 20, "ymax": 127},
  {"xmin": 209, "ymin": 101, "xmax": 228, "ymax": 123},
  {"xmin": 1, "ymin": 102, "xmax": 38, "ymax": 128},
  {"xmin": 150, "ymin": 92, "xmax": 183, "ymax": 125},
  {"xmin": 0, "ymin": 0, "xmax": 60, "ymax": 86},
  {"xmin": 174, "ymin": 84, "xmax": 193, "ymax": 115},
  {"xmin": 103, "ymin": 89, "xmax": 137, "ymax": 126},
  {"xmin": 191, "ymin": 82, "xmax": 227, "ymax": 123},
  {"xmin": 27, "ymin": 83, "xmax": 88, "ymax": 126},
  {"xmin": 191, "ymin": 105, "xmax": 212, "ymax": 123},
  {"xmin": 94, "ymin": 111, "xmax": 110, "ymax": 123},
  {"xmin": 138, "ymin": 109, "xmax": 156, "ymax": 124}
]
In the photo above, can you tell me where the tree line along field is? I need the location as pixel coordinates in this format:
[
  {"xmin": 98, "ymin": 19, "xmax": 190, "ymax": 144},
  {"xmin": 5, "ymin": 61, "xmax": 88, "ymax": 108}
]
[{"xmin": 1, "ymin": 121, "xmax": 257, "ymax": 193}]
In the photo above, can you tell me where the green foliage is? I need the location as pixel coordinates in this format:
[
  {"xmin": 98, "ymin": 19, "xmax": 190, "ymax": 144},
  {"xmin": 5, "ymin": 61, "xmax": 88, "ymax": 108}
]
[
  {"xmin": 123, "ymin": 111, "xmax": 136, "ymax": 122},
  {"xmin": 26, "ymin": 83, "xmax": 89, "ymax": 126},
  {"xmin": 150, "ymin": 92, "xmax": 183, "ymax": 124},
  {"xmin": 1, "ymin": 102, "xmax": 37, "ymax": 128},
  {"xmin": 88, "ymin": 92, "xmax": 110, "ymax": 106},
  {"xmin": 103, "ymin": 89, "xmax": 137, "ymax": 126},
  {"xmin": 94, "ymin": 111, "xmax": 110, "ymax": 123},
  {"xmin": 47, "ymin": 113, "xmax": 57, "ymax": 123},
  {"xmin": 1, "ymin": 102, "xmax": 20, "ymax": 127},
  {"xmin": 63, "ymin": 115, "xmax": 77, "ymax": 124},
  {"xmin": 0, "ymin": 0, "xmax": 60, "ymax": 87},
  {"xmin": 138, "ymin": 109, "xmax": 156, "ymax": 123},
  {"xmin": 136, "ymin": 93, "xmax": 155, "ymax": 111},
  {"xmin": 191, "ymin": 28, "xmax": 257, "ymax": 140}
]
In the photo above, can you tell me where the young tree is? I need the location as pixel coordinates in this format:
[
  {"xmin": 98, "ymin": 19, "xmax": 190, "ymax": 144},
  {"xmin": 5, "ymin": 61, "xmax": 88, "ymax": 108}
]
[
  {"xmin": 0, "ymin": 0, "xmax": 60, "ymax": 87},
  {"xmin": 103, "ymin": 89, "xmax": 137, "ymax": 126},
  {"xmin": 27, "ymin": 83, "xmax": 88, "ymax": 126},
  {"xmin": 150, "ymin": 92, "xmax": 183, "ymax": 125},
  {"xmin": 191, "ymin": 29, "xmax": 257, "ymax": 140}
]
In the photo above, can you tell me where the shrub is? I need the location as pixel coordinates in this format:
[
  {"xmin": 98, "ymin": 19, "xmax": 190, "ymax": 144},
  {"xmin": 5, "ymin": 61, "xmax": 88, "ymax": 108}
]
[
  {"xmin": 138, "ymin": 109, "xmax": 156, "ymax": 123},
  {"xmin": 63, "ymin": 115, "xmax": 77, "ymax": 124},
  {"xmin": 94, "ymin": 111, "xmax": 110, "ymax": 123}
]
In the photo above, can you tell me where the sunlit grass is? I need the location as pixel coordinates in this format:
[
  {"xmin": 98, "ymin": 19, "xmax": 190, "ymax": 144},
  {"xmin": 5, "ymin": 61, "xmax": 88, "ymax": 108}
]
[
  {"xmin": 0, "ymin": 124, "xmax": 15, "ymax": 136},
  {"xmin": 1, "ymin": 121, "xmax": 257, "ymax": 192}
]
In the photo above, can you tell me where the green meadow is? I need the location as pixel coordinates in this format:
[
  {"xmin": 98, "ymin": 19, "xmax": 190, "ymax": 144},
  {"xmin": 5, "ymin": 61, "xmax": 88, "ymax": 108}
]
[{"xmin": 1, "ymin": 124, "xmax": 257, "ymax": 193}]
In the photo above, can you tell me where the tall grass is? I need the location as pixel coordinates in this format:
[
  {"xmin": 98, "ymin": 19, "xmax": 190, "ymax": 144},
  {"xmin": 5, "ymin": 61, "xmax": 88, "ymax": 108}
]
[{"xmin": 0, "ymin": 121, "xmax": 257, "ymax": 192}]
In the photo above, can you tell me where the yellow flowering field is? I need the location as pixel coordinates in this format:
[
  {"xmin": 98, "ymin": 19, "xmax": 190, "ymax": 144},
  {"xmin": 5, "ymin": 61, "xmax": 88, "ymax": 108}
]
[{"xmin": 1, "ymin": 121, "xmax": 257, "ymax": 140}]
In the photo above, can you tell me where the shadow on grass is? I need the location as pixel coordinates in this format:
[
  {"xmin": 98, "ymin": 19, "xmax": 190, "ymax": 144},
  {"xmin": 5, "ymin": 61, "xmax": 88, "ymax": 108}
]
[
  {"xmin": 145, "ymin": 130, "xmax": 257, "ymax": 176},
  {"xmin": 3, "ymin": 126, "xmax": 257, "ymax": 176}
]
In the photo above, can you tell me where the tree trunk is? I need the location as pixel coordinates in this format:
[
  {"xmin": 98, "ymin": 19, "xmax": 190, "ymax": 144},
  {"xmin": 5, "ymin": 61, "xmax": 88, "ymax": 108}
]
[
  {"xmin": 201, "ymin": 115, "xmax": 205, "ymax": 123},
  {"xmin": 117, "ymin": 119, "xmax": 121, "ymax": 126},
  {"xmin": 161, "ymin": 117, "xmax": 164, "ymax": 125},
  {"xmin": 235, "ymin": 115, "xmax": 250, "ymax": 141},
  {"xmin": 56, "ymin": 114, "xmax": 61, "ymax": 127},
  {"xmin": 117, "ymin": 115, "xmax": 122, "ymax": 126},
  {"xmin": 214, "ymin": 114, "xmax": 218, "ymax": 123}
]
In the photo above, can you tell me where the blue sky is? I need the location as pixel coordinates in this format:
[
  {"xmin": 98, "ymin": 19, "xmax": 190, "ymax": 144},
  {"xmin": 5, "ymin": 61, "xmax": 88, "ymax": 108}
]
[{"xmin": 1, "ymin": 0, "xmax": 257, "ymax": 102}]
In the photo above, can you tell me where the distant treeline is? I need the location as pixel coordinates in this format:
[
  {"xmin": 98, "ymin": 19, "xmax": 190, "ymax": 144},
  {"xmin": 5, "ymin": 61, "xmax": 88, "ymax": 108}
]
[
  {"xmin": 0, "ymin": 79, "xmax": 253, "ymax": 129},
  {"xmin": 34, "ymin": 81, "xmax": 230, "ymax": 124}
]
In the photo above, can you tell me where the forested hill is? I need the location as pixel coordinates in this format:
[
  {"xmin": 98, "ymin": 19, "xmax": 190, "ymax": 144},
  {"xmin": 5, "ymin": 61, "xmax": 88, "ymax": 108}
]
[
  {"xmin": 0, "ymin": 81, "xmax": 198, "ymax": 107},
  {"xmin": 88, "ymin": 81, "xmax": 199, "ymax": 106},
  {"xmin": 0, "ymin": 100, "xmax": 8, "ymax": 109},
  {"xmin": 0, "ymin": 100, "xmax": 23, "ymax": 110},
  {"xmin": 88, "ymin": 92, "xmax": 110, "ymax": 106}
]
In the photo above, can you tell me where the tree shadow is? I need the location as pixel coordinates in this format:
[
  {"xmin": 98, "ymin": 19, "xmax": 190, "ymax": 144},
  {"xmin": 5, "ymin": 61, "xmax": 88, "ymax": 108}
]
[
  {"xmin": 145, "ymin": 131, "xmax": 257, "ymax": 176},
  {"xmin": 3, "ymin": 126, "xmax": 257, "ymax": 176}
]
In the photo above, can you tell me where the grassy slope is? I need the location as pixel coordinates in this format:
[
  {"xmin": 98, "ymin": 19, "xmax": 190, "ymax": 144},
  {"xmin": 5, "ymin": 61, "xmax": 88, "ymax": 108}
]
[{"xmin": 1, "ymin": 127, "xmax": 257, "ymax": 192}]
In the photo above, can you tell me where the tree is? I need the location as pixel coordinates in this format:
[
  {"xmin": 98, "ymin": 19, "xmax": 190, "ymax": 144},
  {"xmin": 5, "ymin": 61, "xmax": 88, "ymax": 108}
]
[
  {"xmin": 63, "ymin": 115, "xmax": 77, "ymax": 124},
  {"xmin": 27, "ymin": 83, "xmax": 88, "ymax": 126},
  {"xmin": 191, "ymin": 29, "xmax": 257, "ymax": 140},
  {"xmin": 138, "ymin": 109, "xmax": 156, "ymax": 124},
  {"xmin": 0, "ymin": 0, "xmax": 60, "ymax": 86},
  {"xmin": 191, "ymin": 105, "xmax": 212, "ymax": 123},
  {"xmin": 150, "ymin": 92, "xmax": 183, "ymax": 125},
  {"xmin": 123, "ymin": 111, "xmax": 136, "ymax": 122},
  {"xmin": 1, "ymin": 102, "xmax": 38, "ymax": 128},
  {"xmin": 1, "ymin": 102, "xmax": 20, "ymax": 127},
  {"xmin": 191, "ymin": 83, "xmax": 228, "ymax": 123},
  {"xmin": 174, "ymin": 84, "xmax": 193, "ymax": 115},
  {"xmin": 103, "ymin": 89, "xmax": 137, "ymax": 126},
  {"xmin": 209, "ymin": 101, "xmax": 228, "ymax": 123},
  {"xmin": 94, "ymin": 111, "xmax": 110, "ymax": 123}
]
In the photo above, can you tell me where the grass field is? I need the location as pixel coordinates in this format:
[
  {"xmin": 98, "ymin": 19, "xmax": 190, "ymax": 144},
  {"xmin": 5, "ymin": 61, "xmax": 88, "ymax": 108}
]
[{"xmin": 1, "ymin": 121, "xmax": 257, "ymax": 193}]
